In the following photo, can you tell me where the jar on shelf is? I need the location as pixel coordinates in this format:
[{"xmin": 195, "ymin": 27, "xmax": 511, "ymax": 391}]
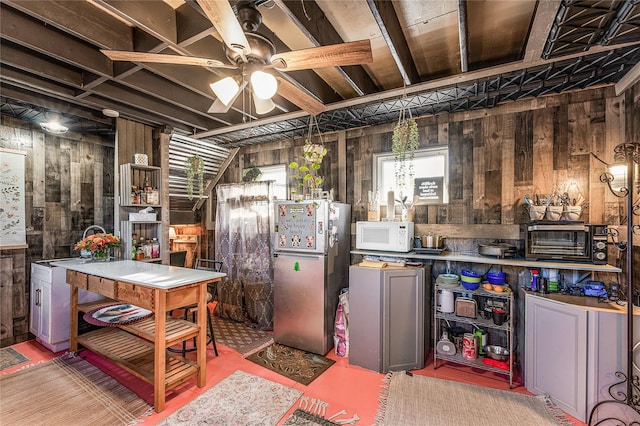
[{"xmin": 151, "ymin": 238, "xmax": 160, "ymax": 259}]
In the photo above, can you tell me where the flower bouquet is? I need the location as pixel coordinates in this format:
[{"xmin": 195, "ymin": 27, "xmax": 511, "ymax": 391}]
[{"xmin": 74, "ymin": 233, "xmax": 121, "ymax": 261}]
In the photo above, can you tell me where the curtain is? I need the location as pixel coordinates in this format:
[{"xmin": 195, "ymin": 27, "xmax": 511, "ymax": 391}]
[{"xmin": 214, "ymin": 182, "xmax": 274, "ymax": 330}]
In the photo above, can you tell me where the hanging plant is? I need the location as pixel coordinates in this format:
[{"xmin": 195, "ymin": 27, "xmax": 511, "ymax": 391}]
[
  {"xmin": 243, "ymin": 167, "xmax": 263, "ymax": 182},
  {"xmin": 184, "ymin": 155, "xmax": 205, "ymax": 200},
  {"xmin": 289, "ymin": 116, "xmax": 327, "ymax": 199},
  {"xmin": 392, "ymin": 100, "xmax": 419, "ymax": 188}
]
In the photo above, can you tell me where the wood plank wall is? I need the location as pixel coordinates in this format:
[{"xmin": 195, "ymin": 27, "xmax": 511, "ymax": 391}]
[
  {"xmin": 0, "ymin": 115, "xmax": 114, "ymax": 346},
  {"xmin": 221, "ymin": 83, "xmax": 639, "ymax": 286},
  {"xmin": 224, "ymin": 85, "xmax": 637, "ymax": 227}
]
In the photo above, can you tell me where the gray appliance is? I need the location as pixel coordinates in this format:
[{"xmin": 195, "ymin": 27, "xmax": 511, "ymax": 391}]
[{"xmin": 273, "ymin": 199, "xmax": 351, "ymax": 355}]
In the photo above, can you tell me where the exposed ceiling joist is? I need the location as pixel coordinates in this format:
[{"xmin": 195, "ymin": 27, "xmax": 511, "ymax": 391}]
[{"xmin": 366, "ymin": 0, "xmax": 419, "ymax": 86}]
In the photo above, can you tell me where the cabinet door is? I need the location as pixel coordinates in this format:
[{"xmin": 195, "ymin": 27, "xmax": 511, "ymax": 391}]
[
  {"xmin": 348, "ymin": 266, "xmax": 384, "ymax": 372},
  {"xmin": 525, "ymin": 294, "xmax": 588, "ymax": 421},
  {"xmin": 383, "ymin": 268, "xmax": 425, "ymax": 372},
  {"xmin": 39, "ymin": 280, "xmax": 53, "ymax": 344},
  {"xmin": 29, "ymin": 277, "xmax": 42, "ymax": 337}
]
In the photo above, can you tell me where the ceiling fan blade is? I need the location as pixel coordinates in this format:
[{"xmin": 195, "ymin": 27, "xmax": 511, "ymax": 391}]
[
  {"xmin": 270, "ymin": 40, "xmax": 373, "ymax": 72},
  {"xmin": 198, "ymin": 0, "xmax": 250, "ymax": 56},
  {"xmin": 101, "ymin": 50, "xmax": 237, "ymax": 69},
  {"xmin": 275, "ymin": 76, "xmax": 326, "ymax": 116}
]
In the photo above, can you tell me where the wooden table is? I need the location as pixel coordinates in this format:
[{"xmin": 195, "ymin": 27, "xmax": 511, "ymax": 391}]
[{"xmin": 51, "ymin": 259, "xmax": 225, "ymax": 412}]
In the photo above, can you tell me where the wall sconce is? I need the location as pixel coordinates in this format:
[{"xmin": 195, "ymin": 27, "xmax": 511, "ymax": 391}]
[{"xmin": 600, "ymin": 162, "xmax": 629, "ymax": 197}]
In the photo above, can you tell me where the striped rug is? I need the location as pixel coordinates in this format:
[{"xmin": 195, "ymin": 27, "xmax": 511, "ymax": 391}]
[{"xmin": 0, "ymin": 354, "xmax": 151, "ymax": 425}]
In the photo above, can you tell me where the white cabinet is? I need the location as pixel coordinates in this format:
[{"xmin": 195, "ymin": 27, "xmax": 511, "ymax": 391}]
[
  {"xmin": 30, "ymin": 263, "xmax": 103, "ymax": 352},
  {"xmin": 348, "ymin": 265, "xmax": 426, "ymax": 373},
  {"xmin": 525, "ymin": 293, "xmax": 640, "ymax": 423}
]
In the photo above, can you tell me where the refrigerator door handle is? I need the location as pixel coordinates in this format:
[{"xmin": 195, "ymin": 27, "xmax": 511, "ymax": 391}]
[{"xmin": 274, "ymin": 252, "xmax": 325, "ymax": 260}]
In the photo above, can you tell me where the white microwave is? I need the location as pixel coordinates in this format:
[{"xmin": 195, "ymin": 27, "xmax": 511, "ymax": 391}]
[{"xmin": 356, "ymin": 221, "xmax": 414, "ymax": 252}]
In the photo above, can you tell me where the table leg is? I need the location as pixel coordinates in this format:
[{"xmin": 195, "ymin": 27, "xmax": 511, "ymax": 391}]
[
  {"xmin": 154, "ymin": 288, "xmax": 167, "ymax": 412},
  {"xmin": 197, "ymin": 282, "xmax": 207, "ymax": 387},
  {"xmin": 70, "ymin": 285, "xmax": 79, "ymax": 352}
]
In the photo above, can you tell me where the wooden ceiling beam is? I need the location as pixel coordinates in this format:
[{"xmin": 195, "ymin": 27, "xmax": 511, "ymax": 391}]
[
  {"xmin": 3, "ymin": 0, "xmax": 133, "ymax": 50},
  {"xmin": 90, "ymin": 0, "xmax": 178, "ymax": 46},
  {"xmin": 88, "ymin": 81, "xmax": 223, "ymax": 130},
  {"xmin": 0, "ymin": 84, "xmax": 113, "ymax": 126},
  {"xmin": 0, "ymin": 41, "xmax": 83, "ymax": 87},
  {"xmin": 174, "ymin": 2, "xmax": 218, "ymax": 47},
  {"xmin": 524, "ymin": 0, "xmax": 562, "ymax": 63},
  {"xmin": 275, "ymin": 0, "xmax": 378, "ymax": 96},
  {"xmin": 457, "ymin": 0, "xmax": 468, "ymax": 73},
  {"xmin": 366, "ymin": 0, "xmax": 420, "ymax": 85},
  {"xmin": 0, "ymin": 5, "xmax": 112, "ymax": 76}
]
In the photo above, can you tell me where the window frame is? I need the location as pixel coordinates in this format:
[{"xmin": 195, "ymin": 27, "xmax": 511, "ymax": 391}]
[{"xmin": 373, "ymin": 145, "xmax": 450, "ymax": 205}]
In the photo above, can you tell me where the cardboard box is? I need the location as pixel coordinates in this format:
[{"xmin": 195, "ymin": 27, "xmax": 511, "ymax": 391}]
[{"xmin": 129, "ymin": 212, "xmax": 157, "ymax": 221}]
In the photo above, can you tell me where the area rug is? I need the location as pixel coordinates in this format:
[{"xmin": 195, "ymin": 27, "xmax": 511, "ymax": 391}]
[
  {"xmin": 212, "ymin": 315, "xmax": 274, "ymax": 356},
  {"xmin": 0, "ymin": 354, "xmax": 151, "ymax": 425},
  {"xmin": 246, "ymin": 343, "xmax": 335, "ymax": 386},
  {"xmin": 282, "ymin": 396, "xmax": 360, "ymax": 426},
  {"xmin": 156, "ymin": 370, "xmax": 302, "ymax": 425},
  {"xmin": 0, "ymin": 347, "xmax": 29, "ymax": 370},
  {"xmin": 375, "ymin": 371, "xmax": 573, "ymax": 426}
]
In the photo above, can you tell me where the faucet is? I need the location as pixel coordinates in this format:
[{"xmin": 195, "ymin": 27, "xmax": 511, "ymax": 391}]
[
  {"xmin": 80, "ymin": 225, "xmax": 106, "ymax": 258},
  {"xmin": 83, "ymin": 224, "xmax": 106, "ymax": 239}
]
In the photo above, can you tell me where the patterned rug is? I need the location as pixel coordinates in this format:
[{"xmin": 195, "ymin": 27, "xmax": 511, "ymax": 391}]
[
  {"xmin": 246, "ymin": 343, "xmax": 335, "ymax": 386},
  {"xmin": 212, "ymin": 315, "xmax": 274, "ymax": 356},
  {"xmin": 375, "ymin": 371, "xmax": 573, "ymax": 425},
  {"xmin": 156, "ymin": 370, "xmax": 302, "ymax": 425},
  {"xmin": 282, "ymin": 397, "xmax": 360, "ymax": 425},
  {"xmin": 0, "ymin": 347, "xmax": 29, "ymax": 370},
  {"xmin": 0, "ymin": 354, "xmax": 151, "ymax": 425}
]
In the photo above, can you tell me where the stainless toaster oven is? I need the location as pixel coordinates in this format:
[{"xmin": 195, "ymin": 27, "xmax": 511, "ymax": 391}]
[{"xmin": 524, "ymin": 223, "xmax": 608, "ymax": 264}]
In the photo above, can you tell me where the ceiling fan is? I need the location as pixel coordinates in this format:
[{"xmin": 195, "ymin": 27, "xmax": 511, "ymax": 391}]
[{"xmin": 101, "ymin": 0, "xmax": 373, "ymax": 116}]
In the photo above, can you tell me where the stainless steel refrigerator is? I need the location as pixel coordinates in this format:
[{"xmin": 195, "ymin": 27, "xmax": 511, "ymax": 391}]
[{"xmin": 273, "ymin": 200, "xmax": 351, "ymax": 355}]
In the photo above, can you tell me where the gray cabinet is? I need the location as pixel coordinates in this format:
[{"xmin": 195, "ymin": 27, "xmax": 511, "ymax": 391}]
[
  {"xmin": 525, "ymin": 293, "xmax": 640, "ymax": 423},
  {"xmin": 348, "ymin": 265, "xmax": 426, "ymax": 373}
]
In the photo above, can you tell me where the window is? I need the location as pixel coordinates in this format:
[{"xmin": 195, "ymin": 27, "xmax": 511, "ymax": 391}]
[
  {"xmin": 243, "ymin": 164, "xmax": 288, "ymax": 200},
  {"xmin": 373, "ymin": 146, "xmax": 449, "ymax": 205}
]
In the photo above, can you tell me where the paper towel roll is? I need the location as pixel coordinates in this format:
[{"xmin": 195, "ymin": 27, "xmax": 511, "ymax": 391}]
[{"xmin": 387, "ymin": 191, "xmax": 395, "ymax": 219}]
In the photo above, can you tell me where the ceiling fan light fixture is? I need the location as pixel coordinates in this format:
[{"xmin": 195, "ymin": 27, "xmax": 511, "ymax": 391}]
[
  {"xmin": 210, "ymin": 76, "xmax": 241, "ymax": 106},
  {"xmin": 251, "ymin": 71, "xmax": 277, "ymax": 100},
  {"xmin": 253, "ymin": 96, "xmax": 275, "ymax": 115}
]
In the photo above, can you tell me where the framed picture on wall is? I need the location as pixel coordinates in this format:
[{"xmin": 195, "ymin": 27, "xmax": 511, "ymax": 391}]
[{"xmin": 0, "ymin": 148, "xmax": 28, "ymax": 249}]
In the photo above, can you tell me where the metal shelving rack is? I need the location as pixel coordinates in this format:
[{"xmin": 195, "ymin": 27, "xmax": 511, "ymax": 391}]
[{"xmin": 434, "ymin": 283, "xmax": 515, "ymax": 388}]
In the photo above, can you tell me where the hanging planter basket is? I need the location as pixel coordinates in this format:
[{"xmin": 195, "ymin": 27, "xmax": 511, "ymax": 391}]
[
  {"xmin": 289, "ymin": 116, "xmax": 327, "ymax": 199},
  {"xmin": 392, "ymin": 101, "xmax": 419, "ymax": 189},
  {"xmin": 184, "ymin": 155, "xmax": 205, "ymax": 200}
]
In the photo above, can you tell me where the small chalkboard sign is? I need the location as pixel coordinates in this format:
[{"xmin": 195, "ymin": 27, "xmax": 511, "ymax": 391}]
[{"xmin": 415, "ymin": 177, "xmax": 444, "ymax": 204}]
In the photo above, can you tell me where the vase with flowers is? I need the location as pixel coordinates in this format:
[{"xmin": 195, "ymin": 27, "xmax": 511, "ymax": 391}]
[{"xmin": 74, "ymin": 233, "xmax": 121, "ymax": 262}]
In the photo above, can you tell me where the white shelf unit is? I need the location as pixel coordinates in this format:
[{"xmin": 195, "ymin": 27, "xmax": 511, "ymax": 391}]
[
  {"xmin": 433, "ymin": 283, "xmax": 515, "ymax": 388},
  {"xmin": 119, "ymin": 163, "xmax": 163, "ymax": 262}
]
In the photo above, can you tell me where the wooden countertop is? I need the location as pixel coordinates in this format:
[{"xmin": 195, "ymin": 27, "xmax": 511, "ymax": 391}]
[
  {"xmin": 50, "ymin": 259, "xmax": 225, "ymax": 289},
  {"xmin": 351, "ymin": 250, "xmax": 622, "ymax": 273},
  {"xmin": 523, "ymin": 290, "xmax": 640, "ymax": 315}
]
